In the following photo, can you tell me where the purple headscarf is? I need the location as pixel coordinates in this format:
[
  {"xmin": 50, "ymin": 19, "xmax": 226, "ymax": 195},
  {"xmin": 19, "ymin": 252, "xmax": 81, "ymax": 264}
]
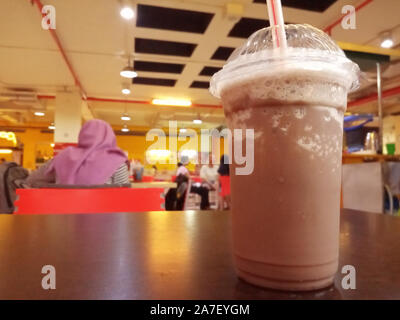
[{"xmin": 48, "ymin": 119, "xmax": 127, "ymax": 185}]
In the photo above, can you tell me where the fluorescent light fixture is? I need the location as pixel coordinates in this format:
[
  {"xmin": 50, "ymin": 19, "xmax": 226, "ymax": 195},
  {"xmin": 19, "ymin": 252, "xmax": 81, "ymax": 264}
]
[
  {"xmin": 120, "ymin": 66, "xmax": 138, "ymax": 78},
  {"xmin": 152, "ymin": 99, "xmax": 192, "ymax": 107},
  {"xmin": 0, "ymin": 149, "xmax": 12, "ymax": 154},
  {"xmin": 34, "ymin": 111, "xmax": 45, "ymax": 116},
  {"xmin": 147, "ymin": 149, "xmax": 171, "ymax": 159},
  {"xmin": 122, "ymin": 88, "xmax": 131, "ymax": 95},
  {"xmin": 120, "ymin": 7, "xmax": 134, "ymax": 20},
  {"xmin": 193, "ymin": 119, "xmax": 202, "ymax": 124},
  {"xmin": 381, "ymin": 39, "xmax": 394, "ymax": 48},
  {"xmin": 121, "ymin": 113, "xmax": 131, "ymax": 121},
  {"xmin": 48, "ymin": 124, "xmax": 55, "ymax": 130},
  {"xmin": 179, "ymin": 128, "xmax": 187, "ymax": 133},
  {"xmin": 181, "ymin": 149, "xmax": 197, "ymax": 159},
  {"xmin": 121, "ymin": 125, "xmax": 130, "ymax": 132}
]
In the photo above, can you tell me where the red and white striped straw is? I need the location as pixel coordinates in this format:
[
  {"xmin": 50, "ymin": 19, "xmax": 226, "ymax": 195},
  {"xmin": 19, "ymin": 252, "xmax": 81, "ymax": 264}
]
[{"xmin": 266, "ymin": 0, "xmax": 287, "ymax": 50}]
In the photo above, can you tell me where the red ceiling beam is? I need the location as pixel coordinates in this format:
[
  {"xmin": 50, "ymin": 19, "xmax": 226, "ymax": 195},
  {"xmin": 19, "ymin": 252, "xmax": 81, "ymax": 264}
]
[
  {"xmin": 324, "ymin": 0, "xmax": 374, "ymax": 35},
  {"xmin": 39, "ymin": 87, "xmax": 400, "ymax": 110},
  {"xmin": 348, "ymin": 85, "xmax": 400, "ymax": 108},
  {"xmin": 87, "ymin": 97, "xmax": 222, "ymax": 109},
  {"xmin": 86, "ymin": 97, "xmax": 152, "ymax": 105},
  {"xmin": 37, "ymin": 95, "xmax": 222, "ymax": 109},
  {"xmin": 31, "ymin": 0, "xmax": 87, "ymax": 98}
]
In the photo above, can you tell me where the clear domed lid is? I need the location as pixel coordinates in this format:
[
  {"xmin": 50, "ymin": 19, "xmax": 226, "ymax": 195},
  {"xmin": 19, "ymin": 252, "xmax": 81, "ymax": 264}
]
[
  {"xmin": 228, "ymin": 24, "xmax": 345, "ymax": 62},
  {"xmin": 210, "ymin": 24, "xmax": 361, "ymax": 98}
]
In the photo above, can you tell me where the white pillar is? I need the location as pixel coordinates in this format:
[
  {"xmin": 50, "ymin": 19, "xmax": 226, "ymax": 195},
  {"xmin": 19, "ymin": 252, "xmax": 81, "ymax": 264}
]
[{"xmin": 54, "ymin": 90, "xmax": 82, "ymax": 144}]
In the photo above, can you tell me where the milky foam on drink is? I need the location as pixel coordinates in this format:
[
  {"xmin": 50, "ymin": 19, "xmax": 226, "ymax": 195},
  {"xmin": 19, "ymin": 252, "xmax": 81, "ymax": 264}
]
[{"xmin": 212, "ymin": 46, "xmax": 359, "ymax": 113}]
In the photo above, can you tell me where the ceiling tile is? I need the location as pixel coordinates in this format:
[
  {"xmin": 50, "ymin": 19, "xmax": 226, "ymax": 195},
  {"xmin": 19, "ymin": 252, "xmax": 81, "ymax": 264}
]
[
  {"xmin": 135, "ymin": 38, "xmax": 197, "ymax": 57},
  {"xmin": 132, "ymin": 77, "xmax": 177, "ymax": 87},
  {"xmin": 134, "ymin": 61, "xmax": 185, "ymax": 74},
  {"xmin": 137, "ymin": 4, "xmax": 214, "ymax": 34},
  {"xmin": 211, "ymin": 47, "xmax": 235, "ymax": 60},
  {"xmin": 228, "ymin": 17, "xmax": 270, "ymax": 38},
  {"xmin": 253, "ymin": 0, "xmax": 338, "ymax": 12},
  {"xmin": 190, "ymin": 81, "xmax": 209, "ymax": 89},
  {"xmin": 199, "ymin": 66, "xmax": 221, "ymax": 76}
]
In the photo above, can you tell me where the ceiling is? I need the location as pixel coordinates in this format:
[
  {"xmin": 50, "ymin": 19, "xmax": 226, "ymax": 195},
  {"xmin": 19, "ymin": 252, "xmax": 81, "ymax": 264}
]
[{"xmin": 0, "ymin": 0, "xmax": 400, "ymax": 130}]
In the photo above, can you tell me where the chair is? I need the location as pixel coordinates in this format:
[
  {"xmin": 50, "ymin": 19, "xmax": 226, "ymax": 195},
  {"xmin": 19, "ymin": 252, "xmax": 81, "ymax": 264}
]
[
  {"xmin": 13, "ymin": 187, "xmax": 165, "ymax": 214},
  {"xmin": 183, "ymin": 179, "xmax": 193, "ymax": 210},
  {"xmin": 190, "ymin": 176, "xmax": 202, "ymax": 183},
  {"xmin": 141, "ymin": 176, "xmax": 154, "ymax": 182},
  {"xmin": 342, "ymin": 162, "xmax": 383, "ymax": 213}
]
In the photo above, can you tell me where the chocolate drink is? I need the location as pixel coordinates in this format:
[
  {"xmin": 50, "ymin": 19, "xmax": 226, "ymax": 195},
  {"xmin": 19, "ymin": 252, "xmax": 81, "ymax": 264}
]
[{"xmin": 210, "ymin": 24, "xmax": 360, "ymax": 291}]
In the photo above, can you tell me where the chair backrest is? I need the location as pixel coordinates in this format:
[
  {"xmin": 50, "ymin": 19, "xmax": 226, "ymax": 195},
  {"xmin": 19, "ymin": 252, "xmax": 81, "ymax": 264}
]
[
  {"xmin": 14, "ymin": 188, "xmax": 165, "ymax": 214},
  {"xmin": 141, "ymin": 175, "xmax": 155, "ymax": 182},
  {"xmin": 342, "ymin": 162, "xmax": 383, "ymax": 213},
  {"xmin": 190, "ymin": 176, "xmax": 202, "ymax": 183},
  {"xmin": 183, "ymin": 179, "xmax": 193, "ymax": 210}
]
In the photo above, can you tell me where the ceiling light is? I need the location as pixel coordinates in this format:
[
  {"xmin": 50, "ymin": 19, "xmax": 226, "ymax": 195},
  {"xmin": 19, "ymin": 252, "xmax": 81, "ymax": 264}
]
[
  {"xmin": 121, "ymin": 125, "xmax": 130, "ymax": 132},
  {"xmin": 380, "ymin": 31, "xmax": 394, "ymax": 48},
  {"xmin": 48, "ymin": 124, "xmax": 55, "ymax": 130},
  {"xmin": 122, "ymin": 88, "xmax": 131, "ymax": 95},
  {"xmin": 381, "ymin": 39, "xmax": 394, "ymax": 48},
  {"xmin": 121, "ymin": 113, "xmax": 131, "ymax": 121},
  {"xmin": 193, "ymin": 119, "xmax": 202, "ymax": 124},
  {"xmin": 120, "ymin": 66, "xmax": 138, "ymax": 78},
  {"xmin": 179, "ymin": 128, "xmax": 187, "ymax": 133},
  {"xmin": 152, "ymin": 99, "xmax": 192, "ymax": 107},
  {"xmin": 34, "ymin": 111, "xmax": 45, "ymax": 116},
  {"xmin": 0, "ymin": 149, "xmax": 12, "ymax": 154},
  {"xmin": 0, "ymin": 131, "xmax": 17, "ymax": 145},
  {"xmin": 120, "ymin": 7, "xmax": 134, "ymax": 20}
]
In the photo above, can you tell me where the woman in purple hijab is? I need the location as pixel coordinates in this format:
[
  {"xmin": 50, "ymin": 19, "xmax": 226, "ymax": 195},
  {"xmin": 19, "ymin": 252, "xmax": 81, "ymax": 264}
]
[{"xmin": 26, "ymin": 120, "xmax": 130, "ymax": 186}]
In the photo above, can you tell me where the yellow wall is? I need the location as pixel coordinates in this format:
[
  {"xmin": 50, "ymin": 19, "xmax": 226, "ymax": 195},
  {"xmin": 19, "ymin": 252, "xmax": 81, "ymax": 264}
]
[
  {"xmin": 0, "ymin": 134, "xmax": 14, "ymax": 162},
  {"xmin": 13, "ymin": 129, "xmax": 53, "ymax": 169},
  {"xmin": 9, "ymin": 128, "xmax": 228, "ymax": 172}
]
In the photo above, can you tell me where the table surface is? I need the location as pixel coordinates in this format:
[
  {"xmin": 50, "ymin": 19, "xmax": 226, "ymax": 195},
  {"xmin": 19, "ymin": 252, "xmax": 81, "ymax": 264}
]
[
  {"xmin": 130, "ymin": 181, "xmax": 176, "ymax": 189},
  {"xmin": 0, "ymin": 209, "xmax": 399, "ymax": 300}
]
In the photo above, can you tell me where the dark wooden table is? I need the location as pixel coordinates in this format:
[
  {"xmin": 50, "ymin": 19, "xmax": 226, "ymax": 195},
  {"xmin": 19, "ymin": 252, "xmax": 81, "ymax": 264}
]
[{"xmin": 0, "ymin": 209, "xmax": 399, "ymax": 300}]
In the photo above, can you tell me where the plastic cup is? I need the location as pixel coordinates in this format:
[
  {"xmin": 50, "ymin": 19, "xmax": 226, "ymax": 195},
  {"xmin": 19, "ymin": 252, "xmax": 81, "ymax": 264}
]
[
  {"xmin": 210, "ymin": 24, "xmax": 360, "ymax": 291},
  {"xmin": 387, "ymin": 143, "xmax": 395, "ymax": 155}
]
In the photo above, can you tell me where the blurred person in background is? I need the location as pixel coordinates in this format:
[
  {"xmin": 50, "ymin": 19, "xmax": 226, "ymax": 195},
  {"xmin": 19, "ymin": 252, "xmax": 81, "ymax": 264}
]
[
  {"xmin": 218, "ymin": 154, "xmax": 231, "ymax": 210},
  {"xmin": 26, "ymin": 119, "xmax": 130, "ymax": 186},
  {"xmin": 175, "ymin": 160, "xmax": 210, "ymax": 210},
  {"xmin": 151, "ymin": 165, "xmax": 158, "ymax": 177},
  {"xmin": 200, "ymin": 154, "xmax": 218, "ymax": 191},
  {"xmin": 131, "ymin": 158, "xmax": 144, "ymax": 181}
]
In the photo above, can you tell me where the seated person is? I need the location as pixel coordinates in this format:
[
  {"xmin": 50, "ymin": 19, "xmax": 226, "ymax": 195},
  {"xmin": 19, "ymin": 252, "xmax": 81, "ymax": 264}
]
[
  {"xmin": 26, "ymin": 119, "xmax": 130, "ymax": 186},
  {"xmin": 175, "ymin": 162, "xmax": 210, "ymax": 210},
  {"xmin": 200, "ymin": 155, "xmax": 219, "ymax": 191}
]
